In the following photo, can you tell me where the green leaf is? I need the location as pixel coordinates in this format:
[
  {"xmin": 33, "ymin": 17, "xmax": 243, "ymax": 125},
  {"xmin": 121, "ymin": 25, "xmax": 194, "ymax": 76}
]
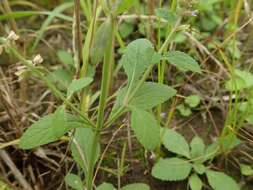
[
  {"xmin": 57, "ymin": 50, "xmax": 74, "ymax": 66},
  {"xmin": 155, "ymin": 8, "xmax": 177, "ymax": 24},
  {"xmin": 114, "ymin": 0, "xmax": 136, "ymax": 14},
  {"xmin": 240, "ymin": 164, "xmax": 253, "ymax": 176},
  {"xmin": 193, "ymin": 163, "xmax": 206, "ymax": 175},
  {"xmin": 121, "ymin": 39, "xmax": 159, "ymax": 85},
  {"xmin": 52, "ymin": 106, "xmax": 67, "ymax": 138},
  {"xmin": 97, "ymin": 183, "xmax": 116, "ymax": 190},
  {"xmin": 90, "ymin": 18, "xmax": 112, "ymax": 63},
  {"xmin": 152, "ymin": 158, "xmax": 192, "ymax": 181},
  {"xmin": 177, "ymin": 104, "xmax": 192, "ymax": 117},
  {"xmin": 19, "ymin": 111, "xmax": 78, "ymax": 149},
  {"xmin": 119, "ymin": 21, "xmax": 134, "ymax": 38},
  {"xmin": 67, "ymin": 77, "xmax": 93, "ymax": 97},
  {"xmin": 46, "ymin": 68, "xmax": 73, "ymax": 90},
  {"xmin": 71, "ymin": 128, "xmax": 100, "ymax": 171},
  {"xmin": 121, "ymin": 183, "xmax": 150, "ymax": 190},
  {"xmin": 206, "ymin": 170, "xmax": 240, "ymax": 190},
  {"xmin": 190, "ymin": 136, "xmax": 205, "ymax": 161},
  {"xmin": 204, "ymin": 141, "xmax": 220, "ymax": 161},
  {"xmin": 64, "ymin": 173, "xmax": 83, "ymax": 190},
  {"xmin": 162, "ymin": 129, "xmax": 190, "ymax": 158},
  {"xmin": 131, "ymin": 107, "xmax": 160, "ymax": 150},
  {"xmin": 129, "ymin": 82, "xmax": 176, "ymax": 109},
  {"xmin": 164, "ymin": 51, "xmax": 202, "ymax": 73},
  {"xmin": 225, "ymin": 69, "xmax": 253, "ymax": 91},
  {"xmin": 185, "ymin": 95, "xmax": 201, "ymax": 108},
  {"xmin": 189, "ymin": 174, "xmax": 203, "ymax": 190}
]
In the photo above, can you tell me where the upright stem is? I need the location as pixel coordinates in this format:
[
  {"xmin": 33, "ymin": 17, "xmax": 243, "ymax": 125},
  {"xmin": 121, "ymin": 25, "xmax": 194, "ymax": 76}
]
[{"xmin": 86, "ymin": 14, "xmax": 115, "ymax": 190}]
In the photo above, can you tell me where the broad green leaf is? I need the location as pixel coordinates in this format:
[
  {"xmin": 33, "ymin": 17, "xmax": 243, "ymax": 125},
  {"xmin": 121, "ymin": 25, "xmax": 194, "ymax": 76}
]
[
  {"xmin": 164, "ymin": 51, "xmax": 201, "ymax": 73},
  {"xmin": 129, "ymin": 82, "xmax": 177, "ymax": 110},
  {"xmin": 97, "ymin": 182, "xmax": 116, "ymax": 190},
  {"xmin": 131, "ymin": 107, "xmax": 160, "ymax": 150},
  {"xmin": 152, "ymin": 158, "xmax": 192, "ymax": 181},
  {"xmin": 19, "ymin": 112, "xmax": 79, "ymax": 149},
  {"xmin": 193, "ymin": 163, "xmax": 206, "ymax": 175},
  {"xmin": 90, "ymin": 18, "xmax": 112, "ymax": 63},
  {"xmin": 225, "ymin": 69, "xmax": 253, "ymax": 91},
  {"xmin": 111, "ymin": 82, "xmax": 176, "ymax": 116},
  {"xmin": 177, "ymin": 104, "xmax": 192, "ymax": 117},
  {"xmin": 121, "ymin": 183, "xmax": 150, "ymax": 190},
  {"xmin": 114, "ymin": 0, "xmax": 136, "ymax": 14},
  {"xmin": 52, "ymin": 106, "xmax": 67, "ymax": 138},
  {"xmin": 240, "ymin": 164, "xmax": 253, "ymax": 176},
  {"xmin": 189, "ymin": 174, "xmax": 203, "ymax": 190},
  {"xmin": 121, "ymin": 39, "xmax": 159, "ymax": 85},
  {"xmin": 206, "ymin": 170, "xmax": 240, "ymax": 190},
  {"xmin": 190, "ymin": 136, "xmax": 205, "ymax": 161},
  {"xmin": 64, "ymin": 173, "xmax": 83, "ymax": 190},
  {"xmin": 57, "ymin": 50, "xmax": 74, "ymax": 66},
  {"xmin": 185, "ymin": 95, "xmax": 201, "ymax": 108},
  {"xmin": 67, "ymin": 77, "xmax": 93, "ymax": 97},
  {"xmin": 71, "ymin": 128, "xmax": 100, "ymax": 171},
  {"xmin": 162, "ymin": 129, "xmax": 190, "ymax": 158}
]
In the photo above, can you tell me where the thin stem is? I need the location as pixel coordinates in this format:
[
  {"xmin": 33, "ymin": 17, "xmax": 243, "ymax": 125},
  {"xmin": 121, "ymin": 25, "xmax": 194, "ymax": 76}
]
[{"xmin": 86, "ymin": 14, "xmax": 115, "ymax": 190}]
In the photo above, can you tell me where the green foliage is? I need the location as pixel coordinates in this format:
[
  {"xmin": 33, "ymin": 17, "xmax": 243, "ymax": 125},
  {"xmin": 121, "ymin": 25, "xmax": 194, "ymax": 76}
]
[
  {"xmin": 206, "ymin": 170, "xmax": 240, "ymax": 190},
  {"xmin": 114, "ymin": 0, "xmax": 136, "ymax": 15},
  {"xmin": 131, "ymin": 107, "xmax": 160, "ymax": 150},
  {"xmin": 189, "ymin": 174, "xmax": 203, "ymax": 190},
  {"xmin": 57, "ymin": 50, "xmax": 74, "ymax": 66},
  {"xmin": 152, "ymin": 158, "xmax": 192, "ymax": 181},
  {"xmin": 65, "ymin": 173, "xmax": 83, "ymax": 190},
  {"xmin": 19, "ymin": 108, "xmax": 79, "ymax": 149},
  {"xmin": 71, "ymin": 128, "xmax": 100, "ymax": 171},
  {"xmin": 177, "ymin": 104, "xmax": 192, "ymax": 117},
  {"xmin": 121, "ymin": 183, "xmax": 150, "ymax": 190},
  {"xmin": 240, "ymin": 164, "xmax": 253, "ymax": 176},
  {"xmin": 121, "ymin": 39, "xmax": 159, "ymax": 85},
  {"xmin": 129, "ymin": 82, "xmax": 176, "ymax": 110},
  {"xmin": 152, "ymin": 132, "xmax": 239, "ymax": 189},
  {"xmin": 226, "ymin": 69, "xmax": 253, "ymax": 91},
  {"xmin": 162, "ymin": 129, "xmax": 190, "ymax": 158},
  {"xmin": 190, "ymin": 136, "xmax": 205, "ymax": 161},
  {"xmin": 164, "ymin": 51, "xmax": 202, "ymax": 73},
  {"xmin": 67, "ymin": 77, "xmax": 93, "ymax": 97},
  {"xmin": 185, "ymin": 95, "xmax": 201, "ymax": 108},
  {"xmin": 90, "ymin": 18, "xmax": 113, "ymax": 63},
  {"xmin": 97, "ymin": 183, "xmax": 116, "ymax": 190}
]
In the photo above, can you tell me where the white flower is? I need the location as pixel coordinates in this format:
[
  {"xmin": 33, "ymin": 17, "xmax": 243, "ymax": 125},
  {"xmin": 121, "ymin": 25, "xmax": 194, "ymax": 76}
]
[
  {"xmin": 7, "ymin": 31, "xmax": 19, "ymax": 41},
  {"xmin": 33, "ymin": 54, "xmax": 43, "ymax": 65}
]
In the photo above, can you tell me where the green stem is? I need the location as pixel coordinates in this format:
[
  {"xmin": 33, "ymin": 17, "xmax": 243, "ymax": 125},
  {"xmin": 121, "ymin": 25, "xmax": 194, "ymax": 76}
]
[{"xmin": 86, "ymin": 14, "xmax": 115, "ymax": 190}]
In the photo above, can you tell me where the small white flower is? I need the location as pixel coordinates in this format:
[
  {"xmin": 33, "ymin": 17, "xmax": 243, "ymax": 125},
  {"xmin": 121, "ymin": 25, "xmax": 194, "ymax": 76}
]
[
  {"xmin": 33, "ymin": 54, "xmax": 43, "ymax": 65},
  {"xmin": 7, "ymin": 31, "xmax": 19, "ymax": 41}
]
